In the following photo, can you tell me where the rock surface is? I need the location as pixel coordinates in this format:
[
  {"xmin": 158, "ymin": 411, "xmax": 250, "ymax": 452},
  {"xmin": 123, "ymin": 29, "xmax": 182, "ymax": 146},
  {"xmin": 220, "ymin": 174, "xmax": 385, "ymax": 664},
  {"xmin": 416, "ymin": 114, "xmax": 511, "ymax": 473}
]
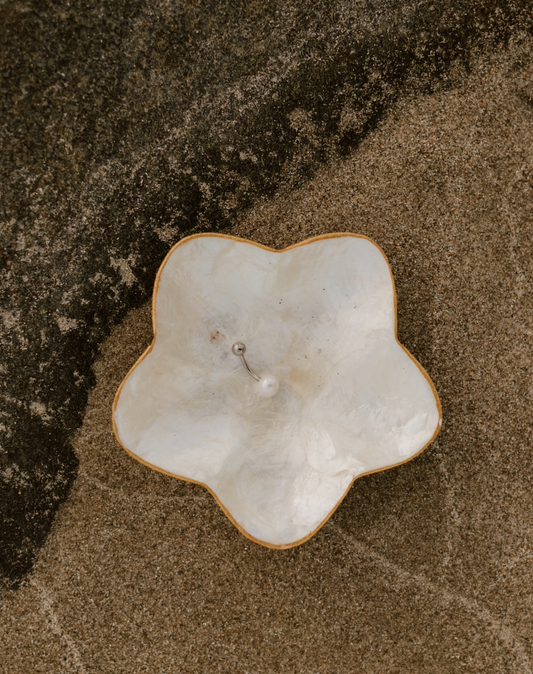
[
  {"xmin": 2, "ymin": 0, "xmax": 530, "ymax": 588},
  {"xmin": 2, "ymin": 1, "xmax": 533, "ymax": 670}
]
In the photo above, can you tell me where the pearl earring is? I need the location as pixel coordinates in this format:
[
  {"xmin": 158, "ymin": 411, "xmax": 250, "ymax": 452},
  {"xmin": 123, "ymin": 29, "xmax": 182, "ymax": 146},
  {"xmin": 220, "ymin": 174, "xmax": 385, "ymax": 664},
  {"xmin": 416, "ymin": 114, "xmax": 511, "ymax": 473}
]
[{"xmin": 232, "ymin": 342, "xmax": 279, "ymax": 397}]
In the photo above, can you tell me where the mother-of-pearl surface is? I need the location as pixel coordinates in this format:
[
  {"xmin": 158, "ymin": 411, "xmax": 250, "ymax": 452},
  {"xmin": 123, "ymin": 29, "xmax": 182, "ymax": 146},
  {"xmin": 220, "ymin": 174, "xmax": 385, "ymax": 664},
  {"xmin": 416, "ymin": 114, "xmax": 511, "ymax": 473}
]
[{"xmin": 113, "ymin": 234, "xmax": 441, "ymax": 547}]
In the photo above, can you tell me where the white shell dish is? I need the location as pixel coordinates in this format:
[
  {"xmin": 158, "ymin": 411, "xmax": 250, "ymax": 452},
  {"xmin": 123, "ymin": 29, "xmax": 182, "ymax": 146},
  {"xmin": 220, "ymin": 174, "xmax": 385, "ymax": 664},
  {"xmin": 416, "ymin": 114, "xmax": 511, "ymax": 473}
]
[{"xmin": 113, "ymin": 233, "xmax": 441, "ymax": 548}]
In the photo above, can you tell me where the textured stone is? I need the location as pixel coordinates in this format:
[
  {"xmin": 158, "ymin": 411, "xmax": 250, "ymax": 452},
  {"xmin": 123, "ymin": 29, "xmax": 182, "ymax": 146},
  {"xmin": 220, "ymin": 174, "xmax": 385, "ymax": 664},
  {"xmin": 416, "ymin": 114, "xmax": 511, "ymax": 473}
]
[
  {"xmin": 2, "ymin": 39, "xmax": 533, "ymax": 669},
  {"xmin": 0, "ymin": 0, "xmax": 532, "ymax": 589}
]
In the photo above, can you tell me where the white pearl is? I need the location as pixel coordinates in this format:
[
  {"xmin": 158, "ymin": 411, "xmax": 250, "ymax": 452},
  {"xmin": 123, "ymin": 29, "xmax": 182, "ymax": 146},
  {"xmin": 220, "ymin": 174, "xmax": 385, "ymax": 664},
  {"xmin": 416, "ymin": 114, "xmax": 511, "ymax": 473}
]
[{"xmin": 257, "ymin": 374, "xmax": 279, "ymax": 397}]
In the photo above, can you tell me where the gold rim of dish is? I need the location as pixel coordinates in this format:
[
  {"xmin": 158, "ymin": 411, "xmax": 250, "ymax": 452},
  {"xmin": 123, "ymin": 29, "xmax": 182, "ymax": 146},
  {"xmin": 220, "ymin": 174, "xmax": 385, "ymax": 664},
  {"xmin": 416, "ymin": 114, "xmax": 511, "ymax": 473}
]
[{"xmin": 112, "ymin": 232, "xmax": 443, "ymax": 550}]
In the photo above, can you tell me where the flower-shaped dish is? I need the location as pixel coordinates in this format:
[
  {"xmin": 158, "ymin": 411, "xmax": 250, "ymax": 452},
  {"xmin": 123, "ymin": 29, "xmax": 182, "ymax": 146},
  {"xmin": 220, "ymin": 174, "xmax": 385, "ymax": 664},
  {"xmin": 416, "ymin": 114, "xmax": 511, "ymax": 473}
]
[{"xmin": 113, "ymin": 233, "xmax": 441, "ymax": 548}]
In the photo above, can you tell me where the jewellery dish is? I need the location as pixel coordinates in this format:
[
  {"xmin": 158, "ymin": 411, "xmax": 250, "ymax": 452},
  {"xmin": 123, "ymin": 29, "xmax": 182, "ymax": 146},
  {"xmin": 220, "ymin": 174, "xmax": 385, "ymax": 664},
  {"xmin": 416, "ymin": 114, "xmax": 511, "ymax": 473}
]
[{"xmin": 113, "ymin": 233, "xmax": 442, "ymax": 548}]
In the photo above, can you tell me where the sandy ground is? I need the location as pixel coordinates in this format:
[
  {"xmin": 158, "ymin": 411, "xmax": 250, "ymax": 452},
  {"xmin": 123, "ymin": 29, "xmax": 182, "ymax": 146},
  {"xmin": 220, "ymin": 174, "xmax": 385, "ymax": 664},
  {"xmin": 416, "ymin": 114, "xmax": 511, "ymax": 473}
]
[{"xmin": 2, "ymin": 39, "xmax": 533, "ymax": 673}]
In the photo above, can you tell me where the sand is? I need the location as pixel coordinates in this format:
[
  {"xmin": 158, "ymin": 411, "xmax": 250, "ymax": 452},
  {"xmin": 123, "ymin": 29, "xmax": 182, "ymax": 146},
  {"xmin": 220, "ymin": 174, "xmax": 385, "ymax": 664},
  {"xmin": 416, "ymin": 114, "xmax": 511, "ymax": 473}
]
[{"xmin": 1, "ymin": 39, "xmax": 533, "ymax": 673}]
